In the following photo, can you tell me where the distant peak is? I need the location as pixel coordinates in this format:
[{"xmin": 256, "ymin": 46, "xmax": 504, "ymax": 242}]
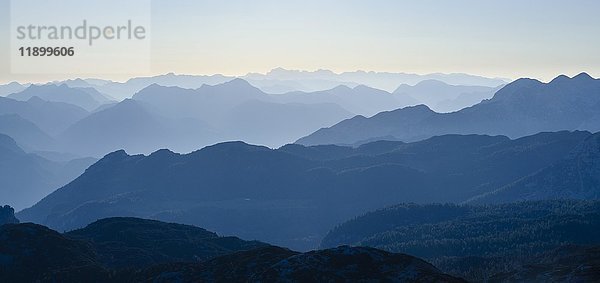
[
  {"xmin": 330, "ymin": 85, "xmax": 352, "ymax": 91},
  {"xmin": 26, "ymin": 96, "xmax": 46, "ymax": 104},
  {"xmin": 224, "ymin": 78, "xmax": 252, "ymax": 86},
  {"xmin": 501, "ymin": 78, "xmax": 543, "ymax": 89},
  {"xmin": 151, "ymin": 148, "xmax": 175, "ymax": 154},
  {"xmin": 549, "ymin": 73, "xmax": 595, "ymax": 85},
  {"xmin": 573, "ymin": 72, "xmax": 594, "ymax": 81},
  {"xmin": 314, "ymin": 69, "xmax": 335, "ymax": 75},
  {"xmin": 215, "ymin": 78, "xmax": 263, "ymax": 93},
  {"xmin": 25, "ymin": 84, "xmax": 44, "ymax": 90},
  {"xmin": 54, "ymin": 83, "xmax": 70, "ymax": 89},
  {"xmin": 149, "ymin": 148, "xmax": 178, "ymax": 158},
  {"xmin": 142, "ymin": 83, "xmax": 166, "ymax": 90},
  {"xmin": 199, "ymin": 141, "xmax": 271, "ymax": 154},
  {"xmin": 102, "ymin": 149, "xmax": 130, "ymax": 159},
  {"xmin": 415, "ymin": 79, "xmax": 448, "ymax": 87},
  {"xmin": 371, "ymin": 104, "xmax": 436, "ymax": 120},
  {"xmin": 266, "ymin": 67, "xmax": 292, "ymax": 76},
  {"xmin": 405, "ymin": 104, "xmax": 433, "ymax": 111},
  {"xmin": 549, "ymin": 74, "xmax": 571, "ymax": 84}
]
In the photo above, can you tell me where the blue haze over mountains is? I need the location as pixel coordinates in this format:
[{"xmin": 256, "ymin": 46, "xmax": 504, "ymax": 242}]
[
  {"xmin": 1, "ymin": 69, "xmax": 600, "ymax": 281},
  {"xmin": 0, "ymin": 68, "xmax": 505, "ymax": 158},
  {"xmin": 0, "ymin": 70, "xmax": 598, "ymax": 214}
]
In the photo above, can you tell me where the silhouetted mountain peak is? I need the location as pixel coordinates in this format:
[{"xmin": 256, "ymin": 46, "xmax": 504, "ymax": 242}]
[
  {"xmin": 508, "ymin": 77, "xmax": 544, "ymax": 87},
  {"xmin": 0, "ymin": 205, "xmax": 19, "ymax": 225},
  {"xmin": 26, "ymin": 95, "xmax": 45, "ymax": 104},
  {"xmin": 69, "ymin": 217, "xmax": 218, "ymax": 240},
  {"xmin": 27, "ymin": 83, "xmax": 53, "ymax": 90},
  {"xmin": 62, "ymin": 217, "xmax": 269, "ymax": 269},
  {"xmin": 328, "ymin": 85, "xmax": 353, "ymax": 92},
  {"xmin": 148, "ymin": 148, "xmax": 179, "ymax": 159},
  {"xmin": 198, "ymin": 78, "xmax": 265, "ymax": 97},
  {"xmin": 314, "ymin": 68, "xmax": 336, "ymax": 75},
  {"xmin": 489, "ymin": 78, "xmax": 544, "ymax": 101},
  {"xmin": 388, "ymin": 104, "xmax": 434, "ymax": 115},
  {"xmin": 573, "ymin": 72, "xmax": 594, "ymax": 81},
  {"xmin": 347, "ymin": 114, "xmax": 368, "ymax": 122},
  {"xmin": 222, "ymin": 78, "xmax": 255, "ymax": 88},
  {"xmin": 9, "ymin": 83, "xmax": 109, "ymax": 111},
  {"xmin": 143, "ymin": 83, "xmax": 164, "ymax": 90},
  {"xmin": 549, "ymin": 74, "xmax": 571, "ymax": 84},
  {"xmin": 198, "ymin": 141, "xmax": 271, "ymax": 155},
  {"xmin": 133, "ymin": 84, "xmax": 196, "ymax": 101},
  {"xmin": 6, "ymin": 82, "xmax": 23, "ymax": 87},
  {"xmin": 135, "ymin": 83, "xmax": 177, "ymax": 95},
  {"xmin": 548, "ymin": 73, "xmax": 595, "ymax": 86},
  {"xmin": 102, "ymin": 149, "xmax": 130, "ymax": 160},
  {"xmin": 267, "ymin": 67, "xmax": 289, "ymax": 75}
]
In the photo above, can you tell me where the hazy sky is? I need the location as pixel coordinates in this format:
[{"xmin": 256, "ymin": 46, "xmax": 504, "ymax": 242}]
[{"xmin": 1, "ymin": 0, "xmax": 600, "ymax": 83}]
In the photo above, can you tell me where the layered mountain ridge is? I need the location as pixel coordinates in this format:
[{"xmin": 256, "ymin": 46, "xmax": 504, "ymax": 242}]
[{"xmin": 297, "ymin": 73, "xmax": 600, "ymax": 146}]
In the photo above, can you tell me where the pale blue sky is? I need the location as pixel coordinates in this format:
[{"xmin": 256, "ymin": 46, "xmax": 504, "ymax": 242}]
[{"xmin": 1, "ymin": 0, "xmax": 600, "ymax": 83}]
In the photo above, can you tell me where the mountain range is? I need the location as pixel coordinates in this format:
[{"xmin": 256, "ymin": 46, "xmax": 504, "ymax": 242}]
[
  {"xmin": 0, "ymin": 95, "xmax": 88, "ymax": 137},
  {"xmin": 61, "ymin": 74, "xmax": 232, "ymax": 101},
  {"xmin": 0, "ymin": 82, "xmax": 27, "ymax": 97},
  {"xmin": 0, "ymin": 72, "xmax": 550, "ymax": 158},
  {"xmin": 57, "ymin": 98, "xmax": 222, "ymax": 157},
  {"xmin": 23, "ymin": 68, "xmax": 506, "ymax": 99},
  {"xmin": 8, "ymin": 84, "xmax": 114, "ymax": 111},
  {"xmin": 297, "ymin": 73, "xmax": 600, "ymax": 146},
  {"xmin": 244, "ymin": 67, "xmax": 508, "ymax": 93},
  {"xmin": 56, "ymin": 79, "xmax": 353, "ymax": 156},
  {"xmin": 1, "ymin": 68, "xmax": 506, "ymax": 100},
  {"xmin": 18, "ymin": 130, "xmax": 599, "ymax": 250}
]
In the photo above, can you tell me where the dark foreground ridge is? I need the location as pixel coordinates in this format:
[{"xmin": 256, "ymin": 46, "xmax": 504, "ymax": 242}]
[
  {"xmin": 321, "ymin": 200, "xmax": 600, "ymax": 281},
  {"xmin": 0, "ymin": 217, "xmax": 464, "ymax": 282}
]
